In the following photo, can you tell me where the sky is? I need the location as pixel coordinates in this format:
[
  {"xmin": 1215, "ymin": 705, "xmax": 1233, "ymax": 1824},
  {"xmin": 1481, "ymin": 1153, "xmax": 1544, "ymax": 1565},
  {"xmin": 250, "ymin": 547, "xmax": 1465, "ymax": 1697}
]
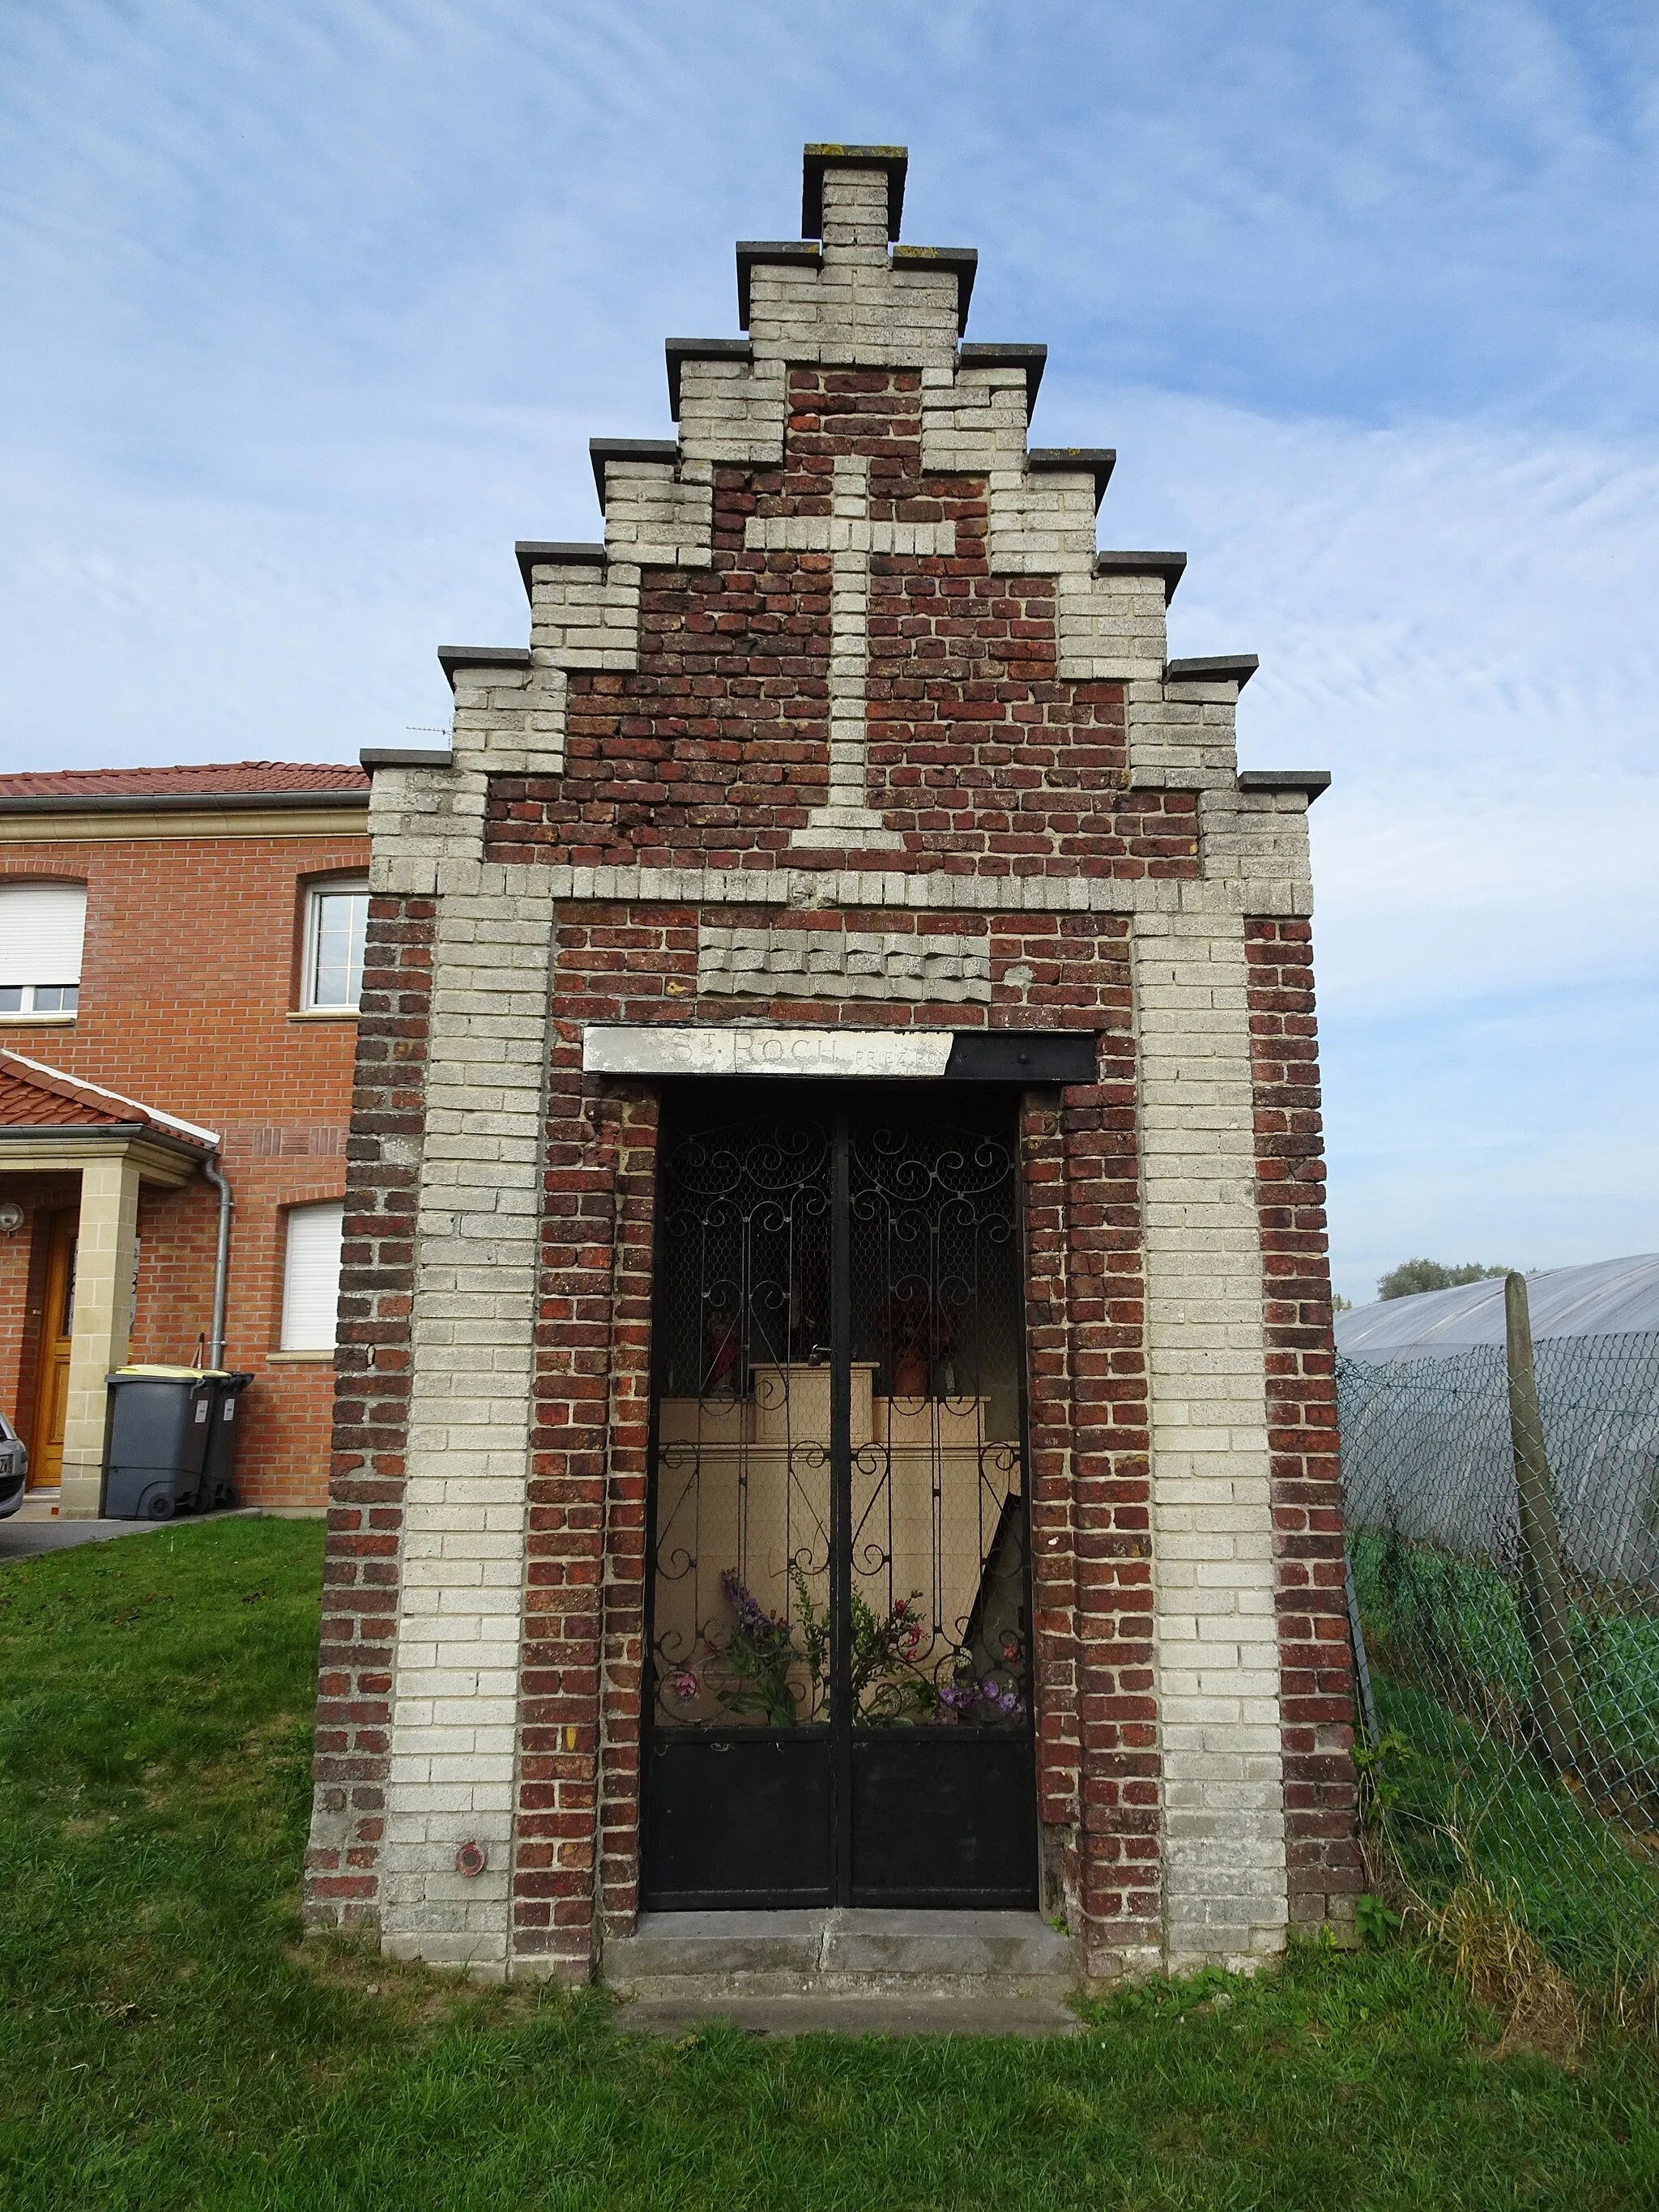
[{"xmin": 1, "ymin": 0, "xmax": 1655, "ymax": 1302}]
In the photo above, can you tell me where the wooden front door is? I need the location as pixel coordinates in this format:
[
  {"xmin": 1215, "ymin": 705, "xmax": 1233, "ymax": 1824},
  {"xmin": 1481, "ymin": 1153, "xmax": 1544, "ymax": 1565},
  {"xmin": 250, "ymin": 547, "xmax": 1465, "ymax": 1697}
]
[{"xmin": 32, "ymin": 1209, "xmax": 77, "ymax": 1488}]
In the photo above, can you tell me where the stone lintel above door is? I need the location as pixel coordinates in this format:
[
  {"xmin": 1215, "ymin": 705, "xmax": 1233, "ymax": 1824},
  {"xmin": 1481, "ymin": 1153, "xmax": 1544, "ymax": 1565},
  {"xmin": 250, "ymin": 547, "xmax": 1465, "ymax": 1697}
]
[{"xmin": 581, "ymin": 1025, "xmax": 1098, "ymax": 1084}]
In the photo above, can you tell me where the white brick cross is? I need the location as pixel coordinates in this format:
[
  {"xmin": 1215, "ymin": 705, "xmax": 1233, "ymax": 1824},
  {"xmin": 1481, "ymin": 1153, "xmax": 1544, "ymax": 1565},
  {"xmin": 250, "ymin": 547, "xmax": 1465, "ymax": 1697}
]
[{"xmin": 744, "ymin": 454, "xmax": 954, "ymax": 849}]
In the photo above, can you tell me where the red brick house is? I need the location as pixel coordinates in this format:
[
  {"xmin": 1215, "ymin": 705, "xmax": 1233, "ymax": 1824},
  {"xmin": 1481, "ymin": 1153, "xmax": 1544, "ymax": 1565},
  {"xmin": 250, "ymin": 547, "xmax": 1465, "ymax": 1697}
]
[{"xmin": 0, "ymin": 763, "xmax": 370, "ymax": 1515}]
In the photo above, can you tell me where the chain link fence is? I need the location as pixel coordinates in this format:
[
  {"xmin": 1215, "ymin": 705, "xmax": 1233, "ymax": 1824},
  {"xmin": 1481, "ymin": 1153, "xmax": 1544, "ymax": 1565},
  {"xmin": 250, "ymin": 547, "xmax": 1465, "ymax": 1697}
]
[{"xmin": 1339, "ymin": 1332, "xmax": 1659, "ymax": 1994}]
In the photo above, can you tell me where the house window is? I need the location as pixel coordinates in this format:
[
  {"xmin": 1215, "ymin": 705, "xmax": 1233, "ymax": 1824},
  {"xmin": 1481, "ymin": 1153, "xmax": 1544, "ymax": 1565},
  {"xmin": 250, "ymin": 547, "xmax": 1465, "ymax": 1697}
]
[
  {"xmin": 0, "ymin": 881, "xmax": 86, "ymax": 1016},
  {"xmin": 301, "ymin": 880, "xmax": 369, "ymax": 1012},
  {"xmin": 280, "ymin": 1200, "xmax": 344, "ymax": 1352}
]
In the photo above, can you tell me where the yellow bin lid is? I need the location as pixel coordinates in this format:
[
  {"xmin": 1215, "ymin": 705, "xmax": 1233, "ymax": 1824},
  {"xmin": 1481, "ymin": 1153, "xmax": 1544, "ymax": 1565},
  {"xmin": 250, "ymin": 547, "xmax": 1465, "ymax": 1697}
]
[{"xmin": 113, "ymin": 1365, "xmax": 228, "ymax": 1380}]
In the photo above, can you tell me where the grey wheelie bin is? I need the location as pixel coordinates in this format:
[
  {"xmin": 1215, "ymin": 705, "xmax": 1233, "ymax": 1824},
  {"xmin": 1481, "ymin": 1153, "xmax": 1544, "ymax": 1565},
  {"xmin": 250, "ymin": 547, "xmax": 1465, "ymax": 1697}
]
[{"xmin": 102, "ymin": 1366, "xmax": 217, "ymax": 1519}]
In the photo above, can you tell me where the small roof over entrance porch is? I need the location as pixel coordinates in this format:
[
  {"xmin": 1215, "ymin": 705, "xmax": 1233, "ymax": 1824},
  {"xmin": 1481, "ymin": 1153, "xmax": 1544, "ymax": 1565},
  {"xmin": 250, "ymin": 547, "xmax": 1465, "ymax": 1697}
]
[{"xmin": 0, "ymin": 1051, "xmax": 218, "ymax": 1517}]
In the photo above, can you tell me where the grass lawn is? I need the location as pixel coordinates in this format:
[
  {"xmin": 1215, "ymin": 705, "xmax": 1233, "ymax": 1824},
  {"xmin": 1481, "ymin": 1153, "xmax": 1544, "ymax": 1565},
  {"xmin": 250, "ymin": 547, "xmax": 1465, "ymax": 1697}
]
[{"xmin": 1, "ymin": 1522, "xmax": 1656, "ymax": 2210}]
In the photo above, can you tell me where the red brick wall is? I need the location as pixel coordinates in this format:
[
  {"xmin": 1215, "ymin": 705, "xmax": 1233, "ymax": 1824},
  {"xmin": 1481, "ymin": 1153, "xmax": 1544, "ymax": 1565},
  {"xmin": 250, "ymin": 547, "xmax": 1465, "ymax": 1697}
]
[
  {"xmin": 486, "ymin": 369, "xmax": 1197, "ymax": 881},
  {"xmin": 1019, "ymin": 1039, "xmax": 1162, "ymax": 1976},
  {"xmin": 471, "ymin": 373, "xmax": 1213, "ymax": 1974},
  {"xmin": 524, "ymin": 886, "xmax": 1169, "ymax": 1975},
  {"xmin": 1245, "ymin": 916, "xmax": 1361, "ymax": 1933},
  {"xmin": 306, "ymin": 893, "xmax": 434, "ymax": 1923},
  {"xmin": 515, "ymin": 1027, "xmax": 1162, "ymax": 1976},
  {"xmin": 594, "ymin": 1089, "xmax": 660, "ymax": 1935},
  {"xmin": 513, "ymin": 1072, "xmax": 660, "ymax": 1971},
  {"xmin": 1041, "ymin": 958, "xmax": 1163, "ymax": 1976},
  {"xmin": 0, "ymin": 827, "xmax": 366, "ymax": 1506}
]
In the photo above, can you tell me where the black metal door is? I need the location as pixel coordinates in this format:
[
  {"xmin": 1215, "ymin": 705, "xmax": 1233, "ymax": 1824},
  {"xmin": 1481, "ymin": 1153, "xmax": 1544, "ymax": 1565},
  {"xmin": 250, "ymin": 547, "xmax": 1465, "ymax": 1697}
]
[{"xmin": 641, "ymin": 1084, "xmax": 1037, "ymax": 1909}]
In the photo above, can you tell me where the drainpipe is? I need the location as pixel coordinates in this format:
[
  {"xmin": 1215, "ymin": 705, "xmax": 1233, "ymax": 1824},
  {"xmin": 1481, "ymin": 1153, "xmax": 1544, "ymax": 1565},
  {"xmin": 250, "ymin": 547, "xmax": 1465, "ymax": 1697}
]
[{"xmin": 203, "ymin": 1156, "xmax": 233, "ymax": 1370}]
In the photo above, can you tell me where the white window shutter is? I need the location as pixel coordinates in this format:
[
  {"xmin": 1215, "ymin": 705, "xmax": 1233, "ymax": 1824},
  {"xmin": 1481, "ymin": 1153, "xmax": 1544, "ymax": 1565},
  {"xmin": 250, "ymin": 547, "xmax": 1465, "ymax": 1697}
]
[
  {"xmin": 0, "ymin": 882, "xmax": 87, "ymax": 987},
  {"xmin": 281, "ymin": 1200, "xmax": 345, "ymax": 1352}
]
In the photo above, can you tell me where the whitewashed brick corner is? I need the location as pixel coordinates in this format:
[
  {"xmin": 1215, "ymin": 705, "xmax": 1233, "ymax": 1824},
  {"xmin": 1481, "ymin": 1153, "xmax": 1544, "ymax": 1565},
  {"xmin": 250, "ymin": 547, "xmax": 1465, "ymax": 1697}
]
[
  {"xmin": 1131, "ymin": 908, "xmax": 1290, "ymax": 1971},
  {"xmin": 676, "ymin": 352, "xmax": 788, "ymax": 467},
  {"xmin": 529, "ymin": 558, "xmax": 643, "ymax": 674},
  {"xmin": 450, "ymin": 658, "xmax": 570, "ymax": 782},
  {"xmin": 1197, "ymin": 784, "xmax": 1316, "ymax": 896},
  {"xmin": 366, "ymin": 759, "xmax": 488, "ymax": 876},
  {"xmin": 376, "ymin": 880, "xmax": 560, "ymax": 1977},
  {"xmin": 1128, "ymin": 676, "xmax": 1247, "ymax": 794},
  {"xmin": 602, "ymin": 456, "xmax": 714, "ymax": 570}
]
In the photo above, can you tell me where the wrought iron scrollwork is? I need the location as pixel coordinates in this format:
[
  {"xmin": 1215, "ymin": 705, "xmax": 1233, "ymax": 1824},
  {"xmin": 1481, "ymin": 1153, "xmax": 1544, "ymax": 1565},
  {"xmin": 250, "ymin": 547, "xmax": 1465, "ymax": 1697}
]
[
  {"xmin": 650, "ymin": 1114, "xmax": 833, "ymax": 1727},
  {"xmin": 847, "ymin": 1116, "xmax": 1028, "ymax": 1728},
  {"xmin": 647, "ymin": 1098, "xmax": 1031, "ymax": 1734}
]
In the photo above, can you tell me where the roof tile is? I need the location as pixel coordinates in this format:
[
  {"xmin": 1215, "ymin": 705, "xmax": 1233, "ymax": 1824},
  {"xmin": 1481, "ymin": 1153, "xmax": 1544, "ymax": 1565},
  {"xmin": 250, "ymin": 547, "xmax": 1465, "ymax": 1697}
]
[
  {"xmin": 0, "ymin": 1052, "xmax": 217, "ymax": 1146},
  {"xmin": 0, "ymin": 1067, "xmax": 125, "ymax": 1127},
  {"xmin": 0, "ymin": 761, "xmax": 369, "ymax": 801}
]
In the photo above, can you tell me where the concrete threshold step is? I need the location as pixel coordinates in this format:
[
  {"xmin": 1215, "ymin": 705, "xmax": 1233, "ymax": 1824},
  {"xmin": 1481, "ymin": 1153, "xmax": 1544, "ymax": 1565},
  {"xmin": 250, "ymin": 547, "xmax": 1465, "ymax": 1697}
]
[
  {"xmin": 616, "ymin": 1991, "xmax": 1079, "ymax": 2039},
  {"xmin": 603, "ymin": 1907, "xmax": 1077, "ymax": 2005}
]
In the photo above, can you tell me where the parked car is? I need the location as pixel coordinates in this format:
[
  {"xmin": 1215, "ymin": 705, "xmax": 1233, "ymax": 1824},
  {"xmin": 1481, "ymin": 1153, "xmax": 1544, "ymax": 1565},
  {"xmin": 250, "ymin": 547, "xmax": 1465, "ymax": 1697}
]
[{"xmin": 0, "ymin": 1412, "xmax": 26, "ymax": 1518}]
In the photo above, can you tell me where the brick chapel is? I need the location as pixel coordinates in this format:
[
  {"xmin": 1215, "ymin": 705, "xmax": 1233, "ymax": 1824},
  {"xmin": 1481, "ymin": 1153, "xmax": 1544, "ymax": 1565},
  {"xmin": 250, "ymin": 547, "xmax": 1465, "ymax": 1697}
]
[{"xmin": 306, "ymin": 145, "xmax": 1359, "ymax": 1989}]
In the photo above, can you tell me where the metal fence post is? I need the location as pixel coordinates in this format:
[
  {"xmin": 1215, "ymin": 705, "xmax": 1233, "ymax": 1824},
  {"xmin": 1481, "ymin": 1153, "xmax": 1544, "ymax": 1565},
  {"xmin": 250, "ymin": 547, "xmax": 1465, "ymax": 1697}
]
[
  {"xmin": 1345, "ymin": 1553, "xmax": 1379, "ymax": 1748},
  {"xmin": 1504, "ymin": 1271, "xmax": 1582, "ymax": 1776}
]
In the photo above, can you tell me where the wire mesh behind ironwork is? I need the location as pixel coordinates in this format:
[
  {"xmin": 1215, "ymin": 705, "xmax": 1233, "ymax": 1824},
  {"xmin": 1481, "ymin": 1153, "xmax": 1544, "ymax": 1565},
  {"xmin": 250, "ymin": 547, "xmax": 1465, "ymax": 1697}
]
[
  {"xmin": 1339, "ymin": 1332, "xmax": 1659, "ymax": 1991},
  {"xmin": 646, "ymin": 1093, "xmax": 1033, "ymax": 1737}
]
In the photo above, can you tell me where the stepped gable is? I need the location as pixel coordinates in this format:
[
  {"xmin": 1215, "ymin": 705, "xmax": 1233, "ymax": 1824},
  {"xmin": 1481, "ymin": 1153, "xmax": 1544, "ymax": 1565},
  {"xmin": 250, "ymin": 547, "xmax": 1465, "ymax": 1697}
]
[{"xmin": 401, "ymin": 141, "xmax": 1297, "ymax": 882}]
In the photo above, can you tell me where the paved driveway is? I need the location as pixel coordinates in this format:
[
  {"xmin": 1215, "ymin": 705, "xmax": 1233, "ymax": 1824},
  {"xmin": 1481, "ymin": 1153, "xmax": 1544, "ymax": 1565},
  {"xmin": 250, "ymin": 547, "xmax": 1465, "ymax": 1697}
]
[{"xmin": 0, "ymin": 1507, "xmax": 260, "ymax": 1561}]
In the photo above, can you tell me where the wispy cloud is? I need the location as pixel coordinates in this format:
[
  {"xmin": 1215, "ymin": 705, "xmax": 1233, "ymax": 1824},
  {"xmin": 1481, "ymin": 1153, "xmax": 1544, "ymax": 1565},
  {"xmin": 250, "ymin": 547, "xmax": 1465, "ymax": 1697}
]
[{"xmin": 0, "ymin": 0, "xmax": 1655, "ymax": 1293}]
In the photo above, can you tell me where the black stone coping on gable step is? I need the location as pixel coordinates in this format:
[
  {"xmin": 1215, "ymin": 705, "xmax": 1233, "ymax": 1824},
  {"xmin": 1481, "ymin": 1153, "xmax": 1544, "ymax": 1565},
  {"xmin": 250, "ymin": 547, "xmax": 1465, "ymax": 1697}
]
[
  {"xmin": 437, "ymin": 646, "xmax": 533, "ymax": 691},
  {"xmin": 957, "ymin": 343, "xmax": 1046, "ymax": 418},
  {"xmin": 1027, "ymin": 448, "xmax": 1116, "ymax": 511},
  {"xmin": 665, "ymin": 339, "xmax": 753, "ymax": 421},
  {"xmin": 360, "ymin": 748, "xmax": 454, "ymax": 771},
  {"xmin": 590, "ymin": 437, "xmax": 680, "ymax": 510},
  {"xmin": 1165, "ymin": 654, "xmax": 1260, "ymax": 690},
  {"xmin": 736, "ymin": 241, "xmax": 821, "ymax": 330},
  {"xmin": 1237, "ymin": 769, "xmax": 1332, "ymax": 804},
  {"xmin": 515, "ymin": 542, "xmax": 605, "ymax": 599},
  {"xmin": 801, "ymin": 143, "xmax": 908, "ymax": 241},
  {"xmin": 944, "ymin": 1032, "xmax": 1098, "ymax": 1084},
  {"xmin": 890, "ymin": 245, "xmax": 978, "ymax": 335},
  {"xmin": 1095, "ymin": 552, "xmax": 1188, "ymax": 602}
]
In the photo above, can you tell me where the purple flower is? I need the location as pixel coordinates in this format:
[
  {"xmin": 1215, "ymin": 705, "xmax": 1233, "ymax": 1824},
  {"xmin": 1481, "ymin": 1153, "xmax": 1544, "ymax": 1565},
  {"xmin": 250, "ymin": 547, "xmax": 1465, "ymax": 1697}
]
[
  {"xmin": 721, "ymin": 1571, "xmax": 791, "ymax": 1652},
  {"xmin": 722, "ymin": 1571, "xmax": 770, "ymax": 1636}
]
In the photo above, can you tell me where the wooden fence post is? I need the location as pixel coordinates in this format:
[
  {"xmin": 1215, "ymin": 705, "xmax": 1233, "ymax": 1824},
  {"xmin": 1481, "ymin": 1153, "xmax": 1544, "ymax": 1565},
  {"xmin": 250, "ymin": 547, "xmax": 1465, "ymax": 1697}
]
[{"xmin": 1504, "ymin": 1271, "xmax": 1581, "ymax": 1775}]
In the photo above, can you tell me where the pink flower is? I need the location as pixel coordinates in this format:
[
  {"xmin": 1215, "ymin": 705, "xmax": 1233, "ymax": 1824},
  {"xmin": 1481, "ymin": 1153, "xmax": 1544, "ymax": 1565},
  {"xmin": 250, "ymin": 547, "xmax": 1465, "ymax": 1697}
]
[{"xmin": 670, "ymin": 1670, "xmax": 700, "ymax": 1703}]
